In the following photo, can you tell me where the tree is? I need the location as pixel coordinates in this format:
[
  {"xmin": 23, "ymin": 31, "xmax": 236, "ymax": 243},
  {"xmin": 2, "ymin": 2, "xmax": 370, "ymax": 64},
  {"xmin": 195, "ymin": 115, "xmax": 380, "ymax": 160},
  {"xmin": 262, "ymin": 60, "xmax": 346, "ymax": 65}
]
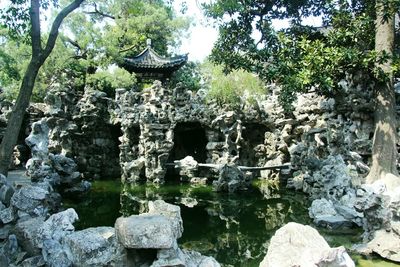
[
  {"xmin": 366, "ymin": 0, "xmax": 397, "ymax": 183},
  {"xmin": 204, "ymin": 0, "xmax": 400, "ymax": 183},
  {"xmin": 0, "ymin": 0, "xmax": 84, "ymax": 176},
  {"xmin": 1, "ymin": 0, "xmax": 190, "ymax": 100}
]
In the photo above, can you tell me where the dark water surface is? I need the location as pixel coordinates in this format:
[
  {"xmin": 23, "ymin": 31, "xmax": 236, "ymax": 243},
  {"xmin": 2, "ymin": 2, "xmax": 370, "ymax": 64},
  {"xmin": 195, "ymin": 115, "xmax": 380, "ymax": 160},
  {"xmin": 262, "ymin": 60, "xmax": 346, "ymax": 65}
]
[{"xmin": 64, "ymin": 180, "xmax": 398, "ymax": 267}]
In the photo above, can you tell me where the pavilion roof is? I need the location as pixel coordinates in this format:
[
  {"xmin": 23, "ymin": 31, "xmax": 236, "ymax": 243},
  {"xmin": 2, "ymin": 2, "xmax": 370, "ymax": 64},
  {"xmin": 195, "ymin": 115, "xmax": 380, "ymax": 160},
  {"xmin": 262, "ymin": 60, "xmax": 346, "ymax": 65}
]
[{"xmin": 121, "ymin": 41, "xmax": 187, "ymax": 75}]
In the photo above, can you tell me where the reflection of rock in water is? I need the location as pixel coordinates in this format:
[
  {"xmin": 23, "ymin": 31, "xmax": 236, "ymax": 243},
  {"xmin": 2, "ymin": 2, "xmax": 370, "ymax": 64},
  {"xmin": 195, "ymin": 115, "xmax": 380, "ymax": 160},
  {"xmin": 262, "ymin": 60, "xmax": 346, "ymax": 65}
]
[
  {"xmin": 118, "ymin": 181, "xmax": 311, "ymax": 266},
  {"xmin": 182, "ymin": 240, "xmax": 215, "ymax": 253}
]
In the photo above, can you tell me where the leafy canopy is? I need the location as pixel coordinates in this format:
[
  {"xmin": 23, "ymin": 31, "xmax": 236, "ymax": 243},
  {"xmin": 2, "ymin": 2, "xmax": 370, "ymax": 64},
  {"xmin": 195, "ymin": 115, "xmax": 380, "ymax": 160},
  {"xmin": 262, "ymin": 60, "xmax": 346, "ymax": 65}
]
[
  {"xmin": 203, "ymin": 0, "xmax": 400, "ymax": 110},
  {"xmin": 0, "ymin": 0, "xmax": 190, "ymax": 100}
]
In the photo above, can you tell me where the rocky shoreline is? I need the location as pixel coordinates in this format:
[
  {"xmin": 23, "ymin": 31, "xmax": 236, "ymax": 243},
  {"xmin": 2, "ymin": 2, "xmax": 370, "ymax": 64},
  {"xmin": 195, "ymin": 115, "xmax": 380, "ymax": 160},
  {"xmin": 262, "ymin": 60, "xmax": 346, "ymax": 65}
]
[{"xmin": 1, "ymin": 78, "xmax": 400, "ymax": 265}]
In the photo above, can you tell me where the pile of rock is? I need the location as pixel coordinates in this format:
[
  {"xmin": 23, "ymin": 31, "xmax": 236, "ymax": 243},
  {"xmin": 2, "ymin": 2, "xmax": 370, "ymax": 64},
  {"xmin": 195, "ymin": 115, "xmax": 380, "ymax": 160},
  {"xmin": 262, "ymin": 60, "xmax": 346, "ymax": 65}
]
[
  {"xmin": 25, "ymin": 119, "xmax": 90, "ymax": 195},
  {"xmin": 45, "ymin": 86, "xmax": 122, "ymax": 179},
  {"xmin": 1, "ymin": 197, "xmax": 220, "ymax": 267}
]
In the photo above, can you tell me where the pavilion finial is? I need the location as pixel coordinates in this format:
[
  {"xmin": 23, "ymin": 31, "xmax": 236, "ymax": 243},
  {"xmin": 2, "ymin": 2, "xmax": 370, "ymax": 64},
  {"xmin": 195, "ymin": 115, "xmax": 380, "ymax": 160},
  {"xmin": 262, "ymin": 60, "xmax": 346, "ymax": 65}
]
[{"xmin": 146, "ymin": 38, "xmax": 152, "ymax": 47}]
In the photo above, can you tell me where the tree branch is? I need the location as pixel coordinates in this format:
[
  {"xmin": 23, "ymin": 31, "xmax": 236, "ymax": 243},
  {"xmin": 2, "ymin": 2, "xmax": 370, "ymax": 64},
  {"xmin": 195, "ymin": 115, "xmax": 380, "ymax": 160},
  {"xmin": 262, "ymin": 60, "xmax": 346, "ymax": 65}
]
[
  {"xmin": 84, "ymin": 3, "xmax": 115, "ymax": 19},
  {"xmin": 119, "ymin": 44, "xmax": 138, "ymax": 53},
  {"xmin": 30, "ymin": 0, "xmax": 41, "ymax": 57},
  {"xmin": 42, "ymin": 0, "xmax": 84, "ymax": 60},
  {"xmin": 62, "ymin": 36, "xmax": 82, "ymax": 50}
]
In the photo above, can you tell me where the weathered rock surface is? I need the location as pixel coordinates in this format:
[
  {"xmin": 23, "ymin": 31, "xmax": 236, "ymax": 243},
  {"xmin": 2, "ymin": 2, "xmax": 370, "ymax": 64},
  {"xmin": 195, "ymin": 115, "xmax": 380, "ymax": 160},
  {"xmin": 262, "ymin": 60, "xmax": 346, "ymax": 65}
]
[
  {"xmin": 148, "ymin": 200, "xmax": 183, "ymax": 238},
  {"xmin": 363, "ymin": 226, "xmax": 400, "ymax": 262},
  {"xmin": 115, "ymin": 214, "xmax": 176, "ymax": 249},
  {"xmin": 213, "ymin": 164, "xmax": 250, "ymax": 192},
  {"xmin": 25, "ymin": 119, "xmax": 89, "ymax": 194},
  {"xmin": 63, "ymin": 227, "xmax": 125, "ymax": 266},
  {"xmin": 14, "ymin": 216, "xmax": 45, "ymax": 256},
  {"xmin": 37, "ymin": 208, "xmax": 78, "ymax": 249},
  {"xmin": 260, "ymin": 222, "xmax": 355, "ymax": 267}
]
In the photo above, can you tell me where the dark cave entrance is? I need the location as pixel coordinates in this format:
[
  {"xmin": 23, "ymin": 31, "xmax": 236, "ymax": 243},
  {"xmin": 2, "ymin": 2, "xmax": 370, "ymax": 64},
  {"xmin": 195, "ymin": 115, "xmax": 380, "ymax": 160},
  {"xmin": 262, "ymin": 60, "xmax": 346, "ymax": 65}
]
[
  {"xmin": 239, "ymin": 123, "xmax": 268, "ymax": 166},
  {"xmin": 101, "ymin": 123, "xmax": 123, "ymax": 178},
  {"xmin": 166, "ymin": 122, "xmax": 208, "ymax": 181}
]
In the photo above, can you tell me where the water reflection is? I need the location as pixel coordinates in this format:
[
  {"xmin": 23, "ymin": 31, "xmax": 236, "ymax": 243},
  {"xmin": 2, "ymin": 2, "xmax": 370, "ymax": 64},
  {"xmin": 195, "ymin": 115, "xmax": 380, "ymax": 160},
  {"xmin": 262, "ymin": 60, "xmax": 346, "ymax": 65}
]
[
  {"xmin": 119, "ymin": 180, "xmax": 312, "ymax": 266},
  {"xmin": 64, "ymin": 180, "xmax": 396, "ymax": 267}
]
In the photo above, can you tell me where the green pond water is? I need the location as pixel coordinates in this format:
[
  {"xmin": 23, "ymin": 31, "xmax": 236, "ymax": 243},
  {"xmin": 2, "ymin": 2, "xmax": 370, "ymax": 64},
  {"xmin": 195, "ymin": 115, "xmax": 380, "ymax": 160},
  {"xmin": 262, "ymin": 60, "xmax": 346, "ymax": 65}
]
[{"xmin": 64, "ymin": 180, "xmax": 398, "ymax": 267}]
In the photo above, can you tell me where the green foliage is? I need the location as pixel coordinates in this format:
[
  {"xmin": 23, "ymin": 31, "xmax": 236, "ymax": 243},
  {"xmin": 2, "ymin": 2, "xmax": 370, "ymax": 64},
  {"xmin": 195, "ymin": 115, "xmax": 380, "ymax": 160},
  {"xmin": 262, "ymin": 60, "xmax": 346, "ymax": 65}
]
[
  {"xmin": 204, "ymin": 0, "xmax": 400, "ymax": 110},
  {"xmin": 0, "ymin": 0, "xmax": 190, "ymax": 102},
  {"xmin": 86, "ymin": 67, "xmax": 136, "ymax": 97},
  {"xmin": 170, "ymin": 61, "xmax": 202, "ymax": 91},
  {"xmin": 202, "ymin": 62, "xmax": 265, "ymax": 107}
]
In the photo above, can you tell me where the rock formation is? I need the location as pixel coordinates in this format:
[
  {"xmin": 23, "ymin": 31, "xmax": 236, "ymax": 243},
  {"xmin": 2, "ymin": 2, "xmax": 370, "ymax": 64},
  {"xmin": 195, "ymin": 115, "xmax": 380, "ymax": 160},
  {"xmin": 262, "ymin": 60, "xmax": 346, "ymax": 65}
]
[{"xmin": 260, "ymin": 222, "xmax": 355, "ymax": 267}]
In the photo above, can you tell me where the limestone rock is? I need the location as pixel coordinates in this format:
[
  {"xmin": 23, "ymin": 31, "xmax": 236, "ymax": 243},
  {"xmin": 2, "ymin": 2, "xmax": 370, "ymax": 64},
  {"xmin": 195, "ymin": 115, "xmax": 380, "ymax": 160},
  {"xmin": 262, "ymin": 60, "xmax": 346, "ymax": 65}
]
[
  {"xmin": 115, "ymin": 214, "xmax": 176, "ymax": 249},
  {"xmin": 151, "ymin": 241, "xmax": 221, "ymax": 267},
  {"xmin": 20, "ymin": 255, "xmax": 45, "ymax": 267},
  {"xmin": 38, "ymin": 208, "xmax": 78, "ymax": 244},
  {"xmin": 260, "ymin": 222, "xmax": 355, "ymax": 267},
  {"xmin": 63, "ymin": 227, "xmax": 125, "ymax": 266},
  {"xmin": 364, "ymin": 225, "xmax": 400, "ymax": 262},
  {"xmin": 309, "ymin": 198, "xmax": 353, "ymax": 229},
  {"xmin": 213, "ymin": 164, "xmax": 250, "ymax": 192},
  {"xmin": 0, "ymin": 207, "xmax": 15, "ymax": 224},
  {"xmin": 181, "ymin": 249, "xmax": 221, "ymax": 267},
  {"xmin": 0, "ymin": 184, "xmax": 14, "ymax": 206},
  {"xmin": 10, "ymin": 185, "xmax": 49, "ymax": 216},
  {"xmin": 14, "ymin": 216, "xmax": 45, "ymax": 256},
  {"xmin": 42, "ymin": 239, "xmax": 72, "ymax": 267},
  {"xmin": 25, "ymin": 119, "xmax": 49, "ymax": 160},
  {"xmin": 148, "ymin": 200, "xmax": 183, "ymax": 239}
]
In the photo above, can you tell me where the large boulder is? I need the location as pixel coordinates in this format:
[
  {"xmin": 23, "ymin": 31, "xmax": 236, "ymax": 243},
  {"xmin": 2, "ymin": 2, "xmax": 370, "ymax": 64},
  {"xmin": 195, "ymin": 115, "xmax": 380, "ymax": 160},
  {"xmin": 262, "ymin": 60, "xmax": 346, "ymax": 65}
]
[
  {"xmin": 14, "ymin": 216, "xmax": 46, "ymax": 256},
  {"xmin": 115, "ymin": 214, "xmax": 176, "ymax": 249},
  {"xmin": 309, "ymin": 198, "xmax": 353, "ymax": 229},
  {"xmin": 63, "ymin": 227, "xmax": 125, "ymax": 266},
  {"xmin": 363, "ymin": 226, "xmax": 400, "ymax": 262},
  {"xmin": 260, "ymin": 222, "xmax": 354, "ymax": 267},
  {"xmin": 148, "ymin": 200, "xmax": 183, "ymax": 239},
  {"xmin": 10, "ymin": 185, "xmax": 49, "ymax": 217},
  {"xmin": 213, "ymin": 164, "xmax": 250, "ymax": 193},
  {"xmin": 37, "ymin": 208, "xmax": 78, "ymax": 244}
]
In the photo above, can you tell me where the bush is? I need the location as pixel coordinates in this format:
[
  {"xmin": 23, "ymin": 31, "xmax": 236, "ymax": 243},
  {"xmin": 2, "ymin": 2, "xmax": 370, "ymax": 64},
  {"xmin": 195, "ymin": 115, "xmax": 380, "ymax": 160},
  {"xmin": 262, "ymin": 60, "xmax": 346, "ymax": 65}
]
[{"xmin": 202, "ymin": 62, "xmax": 266, "ymax": 107}]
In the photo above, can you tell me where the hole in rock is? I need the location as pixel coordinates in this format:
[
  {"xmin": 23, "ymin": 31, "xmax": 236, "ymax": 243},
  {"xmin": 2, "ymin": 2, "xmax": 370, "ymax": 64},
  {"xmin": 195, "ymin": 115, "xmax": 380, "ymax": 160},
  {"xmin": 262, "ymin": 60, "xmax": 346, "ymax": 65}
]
[
  {"xmin": 166, "ymin": 122, "xmax": 208, "ymax": 181},
  {"xmin": 239, "ymin": 123, "xmax": 269, "ymax": 166}
]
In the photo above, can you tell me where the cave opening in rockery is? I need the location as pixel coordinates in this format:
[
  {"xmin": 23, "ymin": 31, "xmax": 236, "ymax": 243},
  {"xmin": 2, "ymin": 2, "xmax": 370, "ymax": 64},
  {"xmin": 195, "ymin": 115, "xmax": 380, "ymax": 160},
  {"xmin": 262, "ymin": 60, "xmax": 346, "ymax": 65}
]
[{"xmin": 165, "ymin": 122, "xmax": 208, "ymax": 181}]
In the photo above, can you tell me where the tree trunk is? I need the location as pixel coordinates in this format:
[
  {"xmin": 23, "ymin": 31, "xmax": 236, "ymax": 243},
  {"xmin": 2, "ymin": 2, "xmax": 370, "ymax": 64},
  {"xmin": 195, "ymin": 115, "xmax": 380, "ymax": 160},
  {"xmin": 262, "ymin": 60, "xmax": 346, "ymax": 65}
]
[
  {"xmin": 0, "ymin": 0, "xmax": 84, "ymax": 176},
  {"xmin": 365, "ymin": 1, "xmax": 398, "ymax": 184},
  {"xmin": 0, "ymin": 59, "xmax": 41, "ymax": 176}
]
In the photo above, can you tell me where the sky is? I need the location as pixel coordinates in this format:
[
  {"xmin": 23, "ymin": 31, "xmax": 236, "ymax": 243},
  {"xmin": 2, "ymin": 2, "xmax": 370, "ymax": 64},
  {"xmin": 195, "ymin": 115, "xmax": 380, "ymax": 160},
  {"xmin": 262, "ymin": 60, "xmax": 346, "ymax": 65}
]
[
  {"xmin": 0, "ymin": 0, "xmax": 321, "ymax": 63},
  {"xmin": 172, "ymin": 1, "xmax": 321, "ymax": 62},
  {"xmin": 173, "ymin": 0, "xmax": 218, "ymax": 62}
]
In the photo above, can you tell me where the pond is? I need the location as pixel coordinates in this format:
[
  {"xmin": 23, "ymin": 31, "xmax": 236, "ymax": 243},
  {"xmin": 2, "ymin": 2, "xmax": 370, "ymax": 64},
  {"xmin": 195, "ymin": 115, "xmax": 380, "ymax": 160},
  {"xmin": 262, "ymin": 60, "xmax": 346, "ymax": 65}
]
[{"xmin": 64, "ymin": 180, "xmax": 398, "ymax": 267}]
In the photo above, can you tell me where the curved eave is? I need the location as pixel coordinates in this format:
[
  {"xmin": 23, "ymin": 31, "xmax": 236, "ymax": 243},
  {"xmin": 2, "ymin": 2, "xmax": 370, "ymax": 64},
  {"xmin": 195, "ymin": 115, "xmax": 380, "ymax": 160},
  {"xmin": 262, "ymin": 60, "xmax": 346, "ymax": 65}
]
[
  {"xmin": 120, "ymin": 46, "xmax": 188, "ymax": 73},
  {"xmin": 121, "ymin": 55, "xmax": 188, "ymax": 74}
]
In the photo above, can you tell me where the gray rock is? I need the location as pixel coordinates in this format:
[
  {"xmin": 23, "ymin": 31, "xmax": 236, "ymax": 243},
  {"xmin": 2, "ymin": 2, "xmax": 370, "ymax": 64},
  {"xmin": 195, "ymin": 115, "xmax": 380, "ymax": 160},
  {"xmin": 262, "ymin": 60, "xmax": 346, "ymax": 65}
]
[
  {"xmin": 213, "ymin": 164, "xmax": 249, "ymax": 193},
  {"xmin": 151, "ymin": 241, "xmax": 221, "ymax": 267},
  {"xmin": 260, "ymin": 222, "xmax": 355, "ymax": 267},
  {"xmin": 14, "ymin": 216, "xmax": 45, "ymax": 256},
  {"xmin": 148, "ymin": 200, "xmax": 183, "ymax": 239},
  {"xmin": 0, "ymin": 207, "xmax": 15, "ymax": 224},
  {"xmin": 0, "ymin": 184, "xmax": 14, "ymax": 206},
  {"xmin": 21, "ymin": 255, "xmax": 45, "ymax": 267},
  {"xmin": 10, "ymin": 185, "xmax": 48, "ymax": 214},
  {"xmin": 115, "ymin": 214, "xmax": 176, "ymax": 249},
  {"xmin": 364, "ymin": 227, "xmax": 400, "ymax": 262},
  {"xmin": 25, "ymin": 119, "xmax": 49, "ymax": 160},
  {"xmin": 0, "ymin": 224, "xmax": 12, "ymax": 240},
  {"xmin": 181, "ymin": 249, "xmax": 221, "ymax": 267},
  {"xmin": 309, "ymin": 198, "xmax": 353, "ymax": 229},
  {"xmin": 38, "ymin": 208, "xmax": 78, "ymax": 244},
  {"xmin": 63, "ymin": 227, "xmax": 125, "ymax": 267},
  {"xmin": 42, "ymin": 239, "xmax": 72, "ymax": 267}
]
